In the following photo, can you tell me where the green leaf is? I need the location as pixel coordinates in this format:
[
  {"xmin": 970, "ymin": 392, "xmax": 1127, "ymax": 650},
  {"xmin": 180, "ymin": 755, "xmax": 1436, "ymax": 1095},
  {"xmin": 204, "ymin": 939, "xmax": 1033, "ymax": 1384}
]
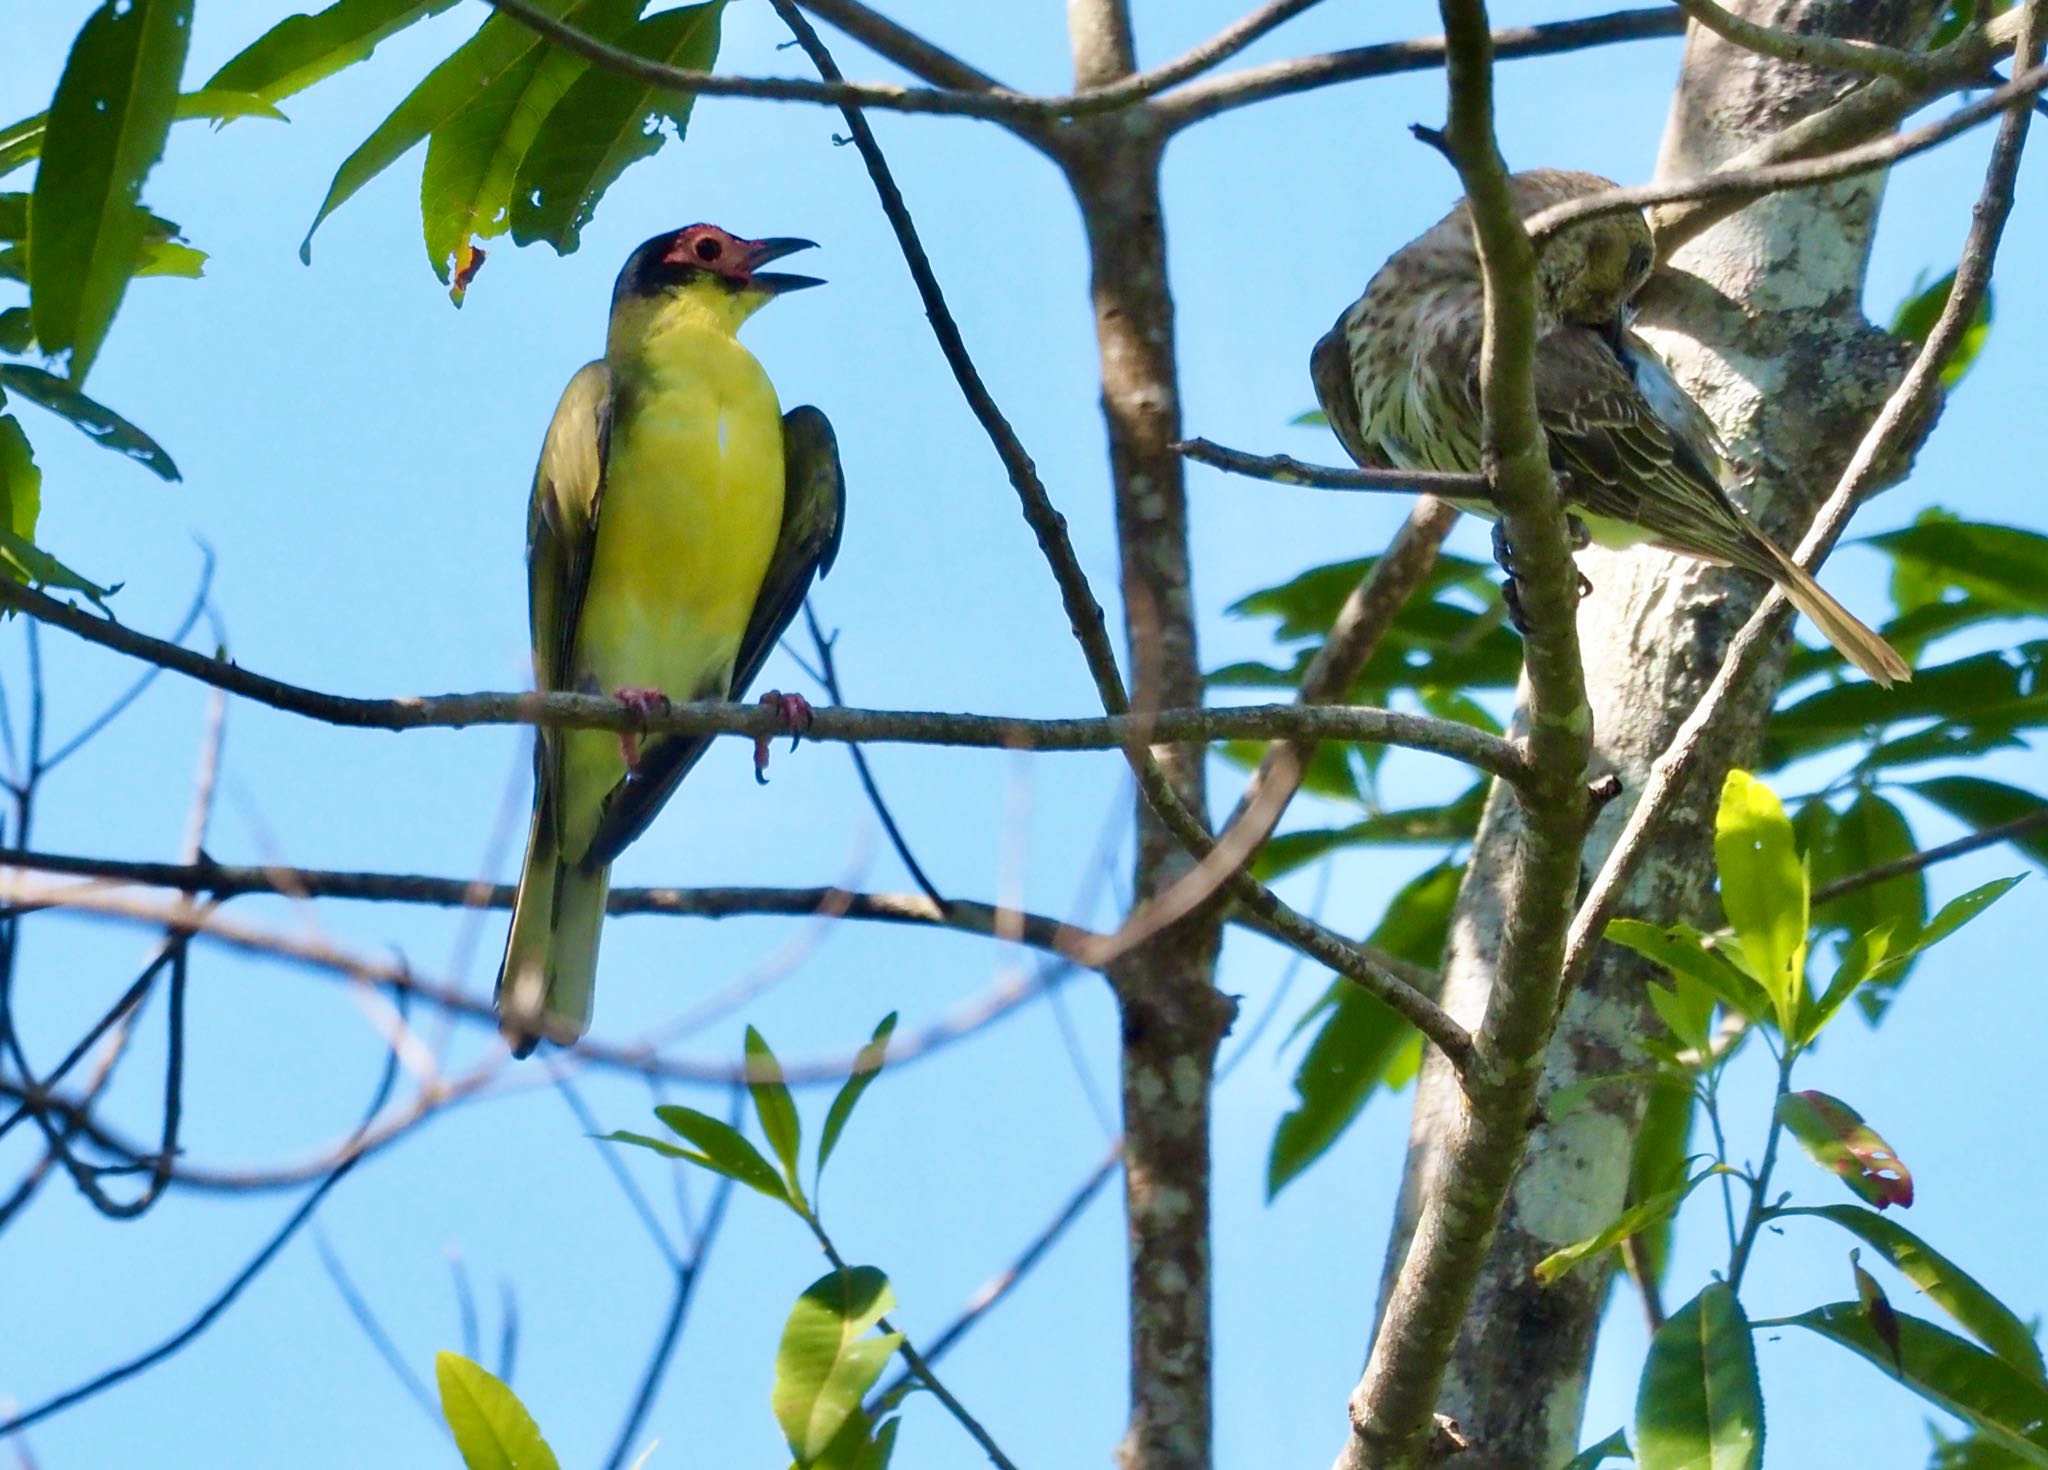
[
  {"xmin": 1802, "ymin": 922, "xmax": 1900, "ymax": 1044},
  {"xmin": 0, "ymin": 91, "xmax": 279, "ymax": 182},
  {"xmin": 206, "ymin": 0, "xmax": 462, "ymax": 109},
  {"xmin": 1777, "ymin": 1090, "xmax": 1914, "ymax": 1209},
  {"xmin": 1782, "ymin": 1205, "xmax": 2043, "ymax": 1379},
  {"xmin": 0, "ymin": 309, "xmax": 32, "ymax": 353},
  {"xmin": 421, "ymin": 0, "xmax": 643, "ymax": 295},
  {"xmin": 1714, "ymin": 770, "xmax": 1807, "ymax": 1037},
  {"xmin": 1604, "ymin": 918, "xmax": 1772, "ymax": 1026},
  {"xmin": 1217, "ymin": 736, "xmax": 1361, "ymax": 803},
  {"xmin": 511, "ymin": 1, "xmax": 724, "ymax": 255},
  {"xmin": 299, "ymin": 0, "xmax": 588, "ymax": 263},
  {"xmin": 1766, "ymin": 643, "xmax": 2048, "ymax": 768},
  {"xmin": 1781, "ymin": 1306, "xmax": 2048, "ymax": 1465},
  {"xmin": 744, "ymin": 1025, "xmax": 803, "ymax": 1190},
  {"xmin": 1870, "ymin": 520, "xmax": 2048, "ymax": 617},
  {"xmin": 0, "ymin": 414, "xmax": 39, "ymax": 544},
  {"xmin": 137, "ymin": 239, "xmax": 205, "ymax": 277},
  {"xmin": 0, "ymin": 193, "xmax": 23, "ymax": 240},
  {"xmin": 773, "ymin": 1267, "xmax": 904, "ymax": 1463},
  {"xmin": 648, "ymin": 1103, "xmax": 789, "ymax": 1203},
  {"xmin": 0, "ymin": 528, "xmax": 114, "ymax": 604},
  {"xmin": 1535, "ymin": 1165, "xmax": 1720, "ymax": 1285},
  {"xmin": 1910, "ymin": 777, "xmax": 2048, "ymax": 868},
  {"xmin": 1266, "ymin": 863, "xmax": 1458, "ymax": 1197},
  {"xmin": 1563, "ymin": 1428, "xmax": 1634, "ymax": 1470},
  {"xmin": 1635, "ymin": 1282, "xmax": 1763, "ymax": 1470},
  {"xmin": 1290, "ymin": 408, "xmax": 1329, "ymax": 427},
  {"xmin": 1625, "ymin": 1080, "xmax": 1697, "ymax": 1293},
  {"xmin": 1890, "ymin": 268, "xmax": 1994, "ymax": 389},
  {"xmin": 818, "ymin": 1012, "xmax": 896, "ymax": 1178},
  {"xmin": 435, "ymin": 1351, "xmax": 561, "ymax": 1470},
  {"xmin": 28, "ymin": 0, "xmax": 194, "ymax": 381},
  {"xmin": 0, "ymin": 364, "xmax": 178, "ymax": 480},
  {"xmin": 1808, "ymin": 791, "xmax": 1926, "ymax": 1018}
]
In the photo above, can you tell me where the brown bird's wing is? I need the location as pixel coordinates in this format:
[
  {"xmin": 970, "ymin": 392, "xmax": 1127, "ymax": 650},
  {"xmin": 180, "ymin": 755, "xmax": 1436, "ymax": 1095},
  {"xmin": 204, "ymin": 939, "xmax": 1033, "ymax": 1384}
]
[
  {"xmin": 1538, "ymin": 328, "xmax": 1909, "ymax": 685},
  {"xmin": 1310, "ymin": 319, "xmax": 1389, "ymax": 470},
  {"xmin": 583, "ymin": 404, "xmax": 846, "ymax": 866},
  {"xmin": 1535, "ymin": 326, "xmax": 1757, "ymax": 563},
  {"xmin": 527, "ymin": 361, "xmax": 615, "ymax": 833}
]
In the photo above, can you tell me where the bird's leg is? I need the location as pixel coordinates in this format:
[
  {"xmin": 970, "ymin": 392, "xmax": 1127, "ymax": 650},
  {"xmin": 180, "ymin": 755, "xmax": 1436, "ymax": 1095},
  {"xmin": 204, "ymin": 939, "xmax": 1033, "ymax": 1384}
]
[
  {"xmin": 612, "ymin": 686, "xmax": 670, "ymax": 772},
  {"xmin": 754, "ymin": 691, "xmax": 814, "ymax": 785}
]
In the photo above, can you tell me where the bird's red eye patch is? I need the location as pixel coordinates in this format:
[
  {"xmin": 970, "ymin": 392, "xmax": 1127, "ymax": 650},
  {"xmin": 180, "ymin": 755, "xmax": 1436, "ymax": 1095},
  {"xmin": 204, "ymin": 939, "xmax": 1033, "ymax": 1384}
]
[{"xmin": 664, "ymin": 225, "xmax": 744, "ymax": 276}]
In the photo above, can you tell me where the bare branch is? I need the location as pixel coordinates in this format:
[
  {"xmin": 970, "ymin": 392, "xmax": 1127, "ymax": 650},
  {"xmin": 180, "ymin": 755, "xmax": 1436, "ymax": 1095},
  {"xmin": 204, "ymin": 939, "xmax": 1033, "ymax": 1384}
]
[
  {"xmin": 1174, "ymin": 437, "xmax": 1490, "ymax": 496},
  {"xmin": 1562, "ymin": 7, "xmax": 2041, "ymax": 997},
  {"xmin": 0, "ymin": 555, "xmax": 1520, "ymax": 777},
  {"xmin": 795, "ymin": 0, "xmax": 1006, "ymax": 93},
  {"xmin": 1670, "ymin": 0, "xmax": 1957, "ymax": 83},
  {"xmin": 1338, "ymin": 0, "xmax": 1599, "ymax": 1460},
  {"xmin": 1526, "ymin": 59, "xmax": 2048, "ymax": 245},
  {"xmin": 1156, "ymin": 6, "xmax": 1686, "ymax": 128},
  {"xmin": 1812, "ymin": 809, "xmax": 2048, "ymax": 907}
]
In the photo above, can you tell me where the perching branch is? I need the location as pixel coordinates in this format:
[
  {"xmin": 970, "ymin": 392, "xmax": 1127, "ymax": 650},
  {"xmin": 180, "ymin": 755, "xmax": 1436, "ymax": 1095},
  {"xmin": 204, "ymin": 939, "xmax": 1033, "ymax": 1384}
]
[
  {"xmin": 1337, "ymin": 0, "xmax": 1599, "ymax": 1462},
  {"xmin": 1670, "ymin": 0, "xmax": 1964, "ymax": 84},
  {"xmin": 1173, "ymin": 437, "xmax": 1490, "ymax": 496}
]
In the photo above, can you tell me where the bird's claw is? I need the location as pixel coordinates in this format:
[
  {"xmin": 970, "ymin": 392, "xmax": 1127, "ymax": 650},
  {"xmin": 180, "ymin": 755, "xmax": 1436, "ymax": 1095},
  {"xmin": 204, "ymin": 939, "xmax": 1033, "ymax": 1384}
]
[
  {"xmin": 613, "ymin": 686, "xmax": 670, "ymax": 771},
  {"xmin": 754, "ymin": 691, "xmax": 814, "ymax": 785}
]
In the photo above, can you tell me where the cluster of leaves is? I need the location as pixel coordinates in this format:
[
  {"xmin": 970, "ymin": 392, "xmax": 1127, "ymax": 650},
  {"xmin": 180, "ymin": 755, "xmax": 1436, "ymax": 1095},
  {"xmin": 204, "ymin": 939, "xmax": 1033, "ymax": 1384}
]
[
  {"xmin": 1547, "ymin": 771, "xmax": 2037, "ymax": 1469},
  {"xmin": 257, "ymin": 0, "xmax": 726, "ymax": 299},
  {"xmin": 436, "ymin": 1017, "xmax": 907, "ymax": 1470},
  {"xmin": 1224, "ymin": 508, "xmax": 2048, "ymax": 1195},
  {"xmin": 5, "ymin": 0, "xmax": 728, "ymax": 599}
]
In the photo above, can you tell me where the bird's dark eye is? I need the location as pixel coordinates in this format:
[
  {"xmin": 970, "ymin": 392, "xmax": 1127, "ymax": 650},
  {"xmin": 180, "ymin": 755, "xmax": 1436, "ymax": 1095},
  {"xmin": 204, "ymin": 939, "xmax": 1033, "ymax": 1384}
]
[
  {"xmin": 694, "ymin": 236, "xmax": 722, "ymax": 262},
  {"xmin": 1627, "ymin": 242, "xmax": 1652, "ymax": 280}
]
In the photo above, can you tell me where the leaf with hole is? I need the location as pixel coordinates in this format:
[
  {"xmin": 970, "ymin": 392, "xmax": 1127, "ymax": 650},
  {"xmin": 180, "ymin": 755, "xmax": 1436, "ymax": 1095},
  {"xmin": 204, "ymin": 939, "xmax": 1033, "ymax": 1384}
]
[{"xmin": 1778, "ymin": 1090, "xmax": 1913, "ymax": 1210}]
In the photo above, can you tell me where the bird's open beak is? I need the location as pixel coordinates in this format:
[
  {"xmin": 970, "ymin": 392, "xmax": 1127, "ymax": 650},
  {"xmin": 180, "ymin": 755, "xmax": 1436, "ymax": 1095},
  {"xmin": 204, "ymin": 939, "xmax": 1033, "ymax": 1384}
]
[{"xmin": 742, "ymin": 236, "xmax": 824, "ymax": 294}]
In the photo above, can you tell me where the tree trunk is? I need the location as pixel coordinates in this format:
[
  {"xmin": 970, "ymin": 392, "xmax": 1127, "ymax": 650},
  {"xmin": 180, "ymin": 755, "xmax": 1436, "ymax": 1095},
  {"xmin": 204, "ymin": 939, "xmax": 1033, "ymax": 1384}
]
[
  {"xmin": 1370, "ymin": 5, "xmax": 1926, "ymax": 1463},
  {"xmin": 1063, "ymin": 7, "xmax": 1230, "ymax": 1469}
]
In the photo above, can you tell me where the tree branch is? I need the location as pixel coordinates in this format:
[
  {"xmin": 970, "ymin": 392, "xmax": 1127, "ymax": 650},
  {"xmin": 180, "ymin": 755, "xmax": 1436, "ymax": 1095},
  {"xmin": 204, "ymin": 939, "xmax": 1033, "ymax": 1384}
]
[
  {"xmin": 1526, "ymin": 58, "xmax": 2048, "ymax": 248},
  {"xmin": 0, "ymin": 577, "xmax": 1524, "ymax": 778},
  {"xmin": 1338, "ymin": 0, "xmax": 1597, "ymax": 1461},
  {"xmin": 1811, "ymin": 809, "xmax": 2048, "ymax": 907},
  {"xmin": 1174, "ymin": 437, "xmax": 1490, "ymax": 496},
  {"xmin": 1670, "ymin": 0, "xmax": 1959, "ymax": 83},
  {"xmin": 794, "ymin": 0, "xmax": 1007, "ymax": 93},
  {"xmin": 1155, "ymin": 5, "xmax": 1686, "ymax": 127}
]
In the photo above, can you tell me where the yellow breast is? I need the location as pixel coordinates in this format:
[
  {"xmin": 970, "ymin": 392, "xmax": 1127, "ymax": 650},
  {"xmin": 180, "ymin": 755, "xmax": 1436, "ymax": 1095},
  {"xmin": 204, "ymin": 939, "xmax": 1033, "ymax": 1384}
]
[{"xmin": 576, "ymin": 322, "xmax": 786, "ymax": 698}]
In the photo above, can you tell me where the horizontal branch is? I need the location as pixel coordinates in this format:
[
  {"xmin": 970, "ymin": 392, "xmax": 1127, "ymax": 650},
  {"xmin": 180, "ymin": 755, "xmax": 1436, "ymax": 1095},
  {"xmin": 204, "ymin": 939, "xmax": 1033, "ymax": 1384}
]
[
  {"xmin": 1811, "ymin": 808, "xmax": 2048, "ymax": 906},
  {"xmin": 1155, "ymin": 5, "xmax": 1685, "ymax": 126},
  {"xmin": 1673, "ymin": 0, "xmax": 1959, "ymax": 84},
  {"xmin": 0, "ymin": 845, "xmax": 1078, "ymax": 953},
  {"xmin": 0, "ymin": 580, "xmax": 1523, "ymax": 778},
  {"xmin": 1174, "ymin": 437, "xmax": 1490, "ymax": 495},
  {"xmin": 1526, "ymin": 59, "xmax": 2048, "ymax": 240}
]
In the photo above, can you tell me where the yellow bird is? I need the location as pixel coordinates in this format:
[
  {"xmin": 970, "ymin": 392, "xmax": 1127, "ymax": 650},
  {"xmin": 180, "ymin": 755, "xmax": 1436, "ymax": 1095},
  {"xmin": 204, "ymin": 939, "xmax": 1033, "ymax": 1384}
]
[{"xmin": 495, "ymin": 224, "xmax": 844, "ymax": 1055}]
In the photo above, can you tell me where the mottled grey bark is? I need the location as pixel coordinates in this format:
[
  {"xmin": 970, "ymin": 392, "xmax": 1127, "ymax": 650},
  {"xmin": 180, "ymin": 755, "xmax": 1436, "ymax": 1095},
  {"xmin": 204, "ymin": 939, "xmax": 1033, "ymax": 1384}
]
[
  {"xmin": 1061, "ymin": 8, "xmax": 1229, "ymax": 1470},
  {"xmin": 1371, "ymin": 5, "xmax": 1930, "ymax": 1464}
]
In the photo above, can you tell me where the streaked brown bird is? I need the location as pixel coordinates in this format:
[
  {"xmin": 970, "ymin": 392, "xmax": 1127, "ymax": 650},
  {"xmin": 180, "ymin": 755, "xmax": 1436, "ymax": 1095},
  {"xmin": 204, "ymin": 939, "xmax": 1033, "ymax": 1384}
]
[{"xmin": 1311, "ymin": 167, "xmax": 1910, "ymax": 686}]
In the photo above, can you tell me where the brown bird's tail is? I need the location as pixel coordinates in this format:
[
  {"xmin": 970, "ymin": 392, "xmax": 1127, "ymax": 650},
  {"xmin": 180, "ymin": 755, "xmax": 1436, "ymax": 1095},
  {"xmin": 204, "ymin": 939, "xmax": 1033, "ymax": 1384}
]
[{"xmin": 1747, "ymin": 536, "xmax": 1912, "ymax": 687}]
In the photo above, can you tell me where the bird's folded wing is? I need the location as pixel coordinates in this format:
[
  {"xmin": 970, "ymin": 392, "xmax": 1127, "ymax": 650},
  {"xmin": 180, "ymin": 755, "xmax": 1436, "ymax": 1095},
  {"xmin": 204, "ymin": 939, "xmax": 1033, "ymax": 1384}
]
[
  {"xmin": 1537, "ymin": 327, "xmax": 1754, "ymax": 563},
  {"xmin": 583, "ymin": 404, "xmax": 846, "ymax": 867},
  {"xmin": 1309, "ymin": 322, "xmax": 1388, "ymax": 471},
  {"xmin": 527, "ymin": 361, "xmax": 614, "ymax": 828}
]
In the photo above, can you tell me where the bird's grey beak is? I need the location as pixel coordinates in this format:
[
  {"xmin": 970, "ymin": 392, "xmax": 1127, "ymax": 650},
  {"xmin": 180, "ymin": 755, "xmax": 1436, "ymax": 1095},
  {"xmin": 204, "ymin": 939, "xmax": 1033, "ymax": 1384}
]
[{"xmin": 744, "ymin": 237, "xmax": 824, "ymax": 294}]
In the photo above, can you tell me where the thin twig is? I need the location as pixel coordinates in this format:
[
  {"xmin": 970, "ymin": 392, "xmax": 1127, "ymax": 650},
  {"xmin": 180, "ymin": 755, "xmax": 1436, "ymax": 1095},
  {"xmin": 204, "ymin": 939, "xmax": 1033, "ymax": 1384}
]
[
  {"xmin": 315, "ymin": 1230, "xmax": 443, "ymax": 1426},
  {"xmin": 794, "ymin": 0, "xmax": 1005, "ymax": 93},
  {"xmin": 1175, "ymin": 437, "xmax": 1490, "ymax": 496},
  {"xmin": 1671, "ymin": 0, "xmax": 1959, "ymax": 84},
  {"xmin": 1812, "ymin": 809, "xmax": 2048, "ymax": 906}
]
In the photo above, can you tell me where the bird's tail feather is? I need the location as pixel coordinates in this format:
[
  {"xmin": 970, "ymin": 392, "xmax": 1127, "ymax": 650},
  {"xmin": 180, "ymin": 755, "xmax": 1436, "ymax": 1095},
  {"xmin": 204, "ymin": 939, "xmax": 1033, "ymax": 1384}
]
[
  {"xmin": 495, "ymin": 810, "xmax": 611, "ymax": 1057},
  {"xmin": 1751, "ymin": 537, "xmax": 1912, "ymax": 687}
]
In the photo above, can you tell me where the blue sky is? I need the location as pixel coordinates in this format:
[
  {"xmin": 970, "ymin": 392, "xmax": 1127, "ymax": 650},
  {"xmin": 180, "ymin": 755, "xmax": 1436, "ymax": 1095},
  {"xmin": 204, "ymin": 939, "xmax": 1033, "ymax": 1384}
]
[{"xmin": 1, "ymin": 2, "xmax": 2043, "ymax": 1466}]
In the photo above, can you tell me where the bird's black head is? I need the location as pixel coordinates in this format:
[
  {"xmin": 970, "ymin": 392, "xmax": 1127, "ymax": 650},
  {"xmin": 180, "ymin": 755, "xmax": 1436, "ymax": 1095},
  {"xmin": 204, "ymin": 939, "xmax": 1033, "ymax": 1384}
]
[{"xmin": 611, "ymin": 224, "xmax": 823, "ymax": 321}]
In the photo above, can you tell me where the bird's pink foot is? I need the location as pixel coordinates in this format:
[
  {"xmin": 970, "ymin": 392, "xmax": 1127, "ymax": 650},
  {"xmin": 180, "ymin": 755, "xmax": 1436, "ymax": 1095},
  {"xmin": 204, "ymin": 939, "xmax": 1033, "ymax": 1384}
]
[
  {"xmin": 753, "ymin": 691, "xmax": 814, "ymax": 785},
  {"xmin": 613, "ymin": 686, "xmax": 670, "ymax": 771}
]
